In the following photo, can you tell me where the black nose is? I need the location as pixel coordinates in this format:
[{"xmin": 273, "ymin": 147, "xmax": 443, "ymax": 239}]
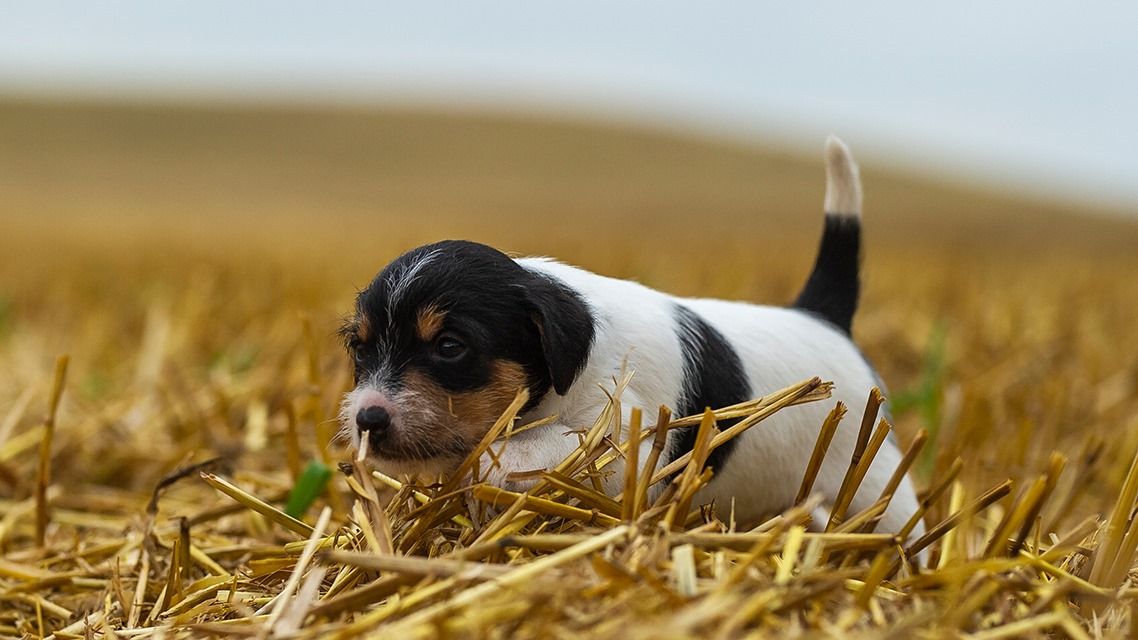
[{"xmin": 356, "ymin": 405, "xmax": 391, "ymax": 433}]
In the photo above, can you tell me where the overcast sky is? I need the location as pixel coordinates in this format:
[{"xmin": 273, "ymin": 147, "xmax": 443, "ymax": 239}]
[{"xmin": 2, "ymin": 1, "xmax": 1136, "ymax": 211}]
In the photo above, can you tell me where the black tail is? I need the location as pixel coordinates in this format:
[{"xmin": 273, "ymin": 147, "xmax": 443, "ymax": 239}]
[{"xmin": 793, "ymin": 137, "xmax": 863, "ymax": 334}]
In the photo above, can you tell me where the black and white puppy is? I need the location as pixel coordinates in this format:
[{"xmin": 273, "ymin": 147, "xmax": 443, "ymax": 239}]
[{"xmin": 340, "ymin": 138, "xmax": 922, "ymax": 537}]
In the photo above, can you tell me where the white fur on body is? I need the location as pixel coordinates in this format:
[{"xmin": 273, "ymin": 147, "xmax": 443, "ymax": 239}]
[
  {"xmin": 484, "ymin": 257, "xmax": 923, "ymax": 538},
  {"xmin": 341, "ymin": 136, "xmax": 924, "ymax": 544}
]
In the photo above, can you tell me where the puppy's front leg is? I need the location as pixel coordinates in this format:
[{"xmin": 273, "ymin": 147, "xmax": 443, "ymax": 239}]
[{"xmin": 476, "ymin": 422, "xmax": 591, "ymax": 493}]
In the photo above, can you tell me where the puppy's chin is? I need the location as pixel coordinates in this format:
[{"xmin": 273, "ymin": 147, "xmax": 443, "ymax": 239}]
[{"xmin": 366, "ymin": 453, "xmax": 465, "ymax": 479}]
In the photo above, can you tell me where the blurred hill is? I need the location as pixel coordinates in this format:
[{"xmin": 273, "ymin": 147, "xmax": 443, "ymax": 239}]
[{"xmin": 3, "ymin": 99, "xmax": 1136, "ymax": 269}]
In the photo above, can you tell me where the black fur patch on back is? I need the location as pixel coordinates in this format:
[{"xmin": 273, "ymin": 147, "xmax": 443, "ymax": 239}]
[
  {"xmin": 792, "ymin": 213, "xmax": 861, "ymax": 334},
  {"xmin": 666, "ymin": 304, "xmax": 752, "ymax": 479}
]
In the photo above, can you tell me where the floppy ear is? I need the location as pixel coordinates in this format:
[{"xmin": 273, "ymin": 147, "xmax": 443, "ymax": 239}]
[{"xmin": 524, "ymin": 275, "xmax": 595, "ymax": 396}]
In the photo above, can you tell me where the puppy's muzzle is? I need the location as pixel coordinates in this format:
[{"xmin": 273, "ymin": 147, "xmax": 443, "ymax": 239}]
[{"xmin": 356, "ymin": 405, "xmax": 391, "ymax": 450}]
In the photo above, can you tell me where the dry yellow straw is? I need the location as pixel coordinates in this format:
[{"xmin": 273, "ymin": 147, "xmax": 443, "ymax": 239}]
[
  {"xmin": 861, "ymin": 428, "xmax": 929, "ymax": 534},
  {"xmin": 472, "ymin": 485, "xmax": 621, "ymax": 527},
  {"xmin": 35, "ymin": 356, "xmax": 69, "ymax": 548},
  {"xmin": 635, "ymin": 407, "xmax": 673, "ymax": 512},
  {"xmin": 906, "ymin": 480, "xmax": 1014, "ymax": 559},
  {"xmin": 666, "ymin": 409, "xmax": 718, "ymax": 528},
  {"xmin": 541, "ymin": 471, "xmax": 623, "ymax": 517},
  {"xmin": 826, "ymin": 390, "xmax": 888, "ymax": 531},
  {"xmin": 1006, "ymin": 453, "xmax": 1066, "ymax": 557},
  {"xmin": 646, "ymin": 378, "xmax": 827, "ymax": 488},
  {"xmin": 261, "ymin": 506, "xmax": 333, "ymax": 631},
  {"xmin": 827, "ymin": 418, "xmax": 893, "ymax": 531},
  {"xmin": 380, "ymin": 525, "xmax": 631, "ymax": 636},
  {"xmin": 323, "ymin": 550, "xmax": 511, "ymax": 580},
  {"xmin": 622, "ymin": 407, "xmax": 642, "ymax": 522},
  {"xmin": 200, "ymin": 472, "xmax": 314, "ymax": 537},
  {"xmin": 796, "ymin": 401, "xmax": 846, "ymax": 506},
  {"xmin": 1088, "ymin": 441, "xmax": 1138, "ymax": 591}
]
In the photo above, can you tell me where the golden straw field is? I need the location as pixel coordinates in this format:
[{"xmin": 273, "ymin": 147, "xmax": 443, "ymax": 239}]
[{"xmin": 2, "ymin": 99, "xmax": 1138, "ymax": 638}]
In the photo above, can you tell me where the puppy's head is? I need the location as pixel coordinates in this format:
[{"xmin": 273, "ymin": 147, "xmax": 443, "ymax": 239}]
[{"xmin": 339, "ymin": 240, "xmax": 593, "ymax": 474}]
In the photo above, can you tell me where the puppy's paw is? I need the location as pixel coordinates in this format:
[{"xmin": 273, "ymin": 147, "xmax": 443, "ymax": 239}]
[{"xmin": 477, "ymin": 445, "xmax": 553, "ymax": 493}]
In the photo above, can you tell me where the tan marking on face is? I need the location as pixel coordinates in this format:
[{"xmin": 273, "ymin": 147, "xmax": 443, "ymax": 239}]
[
  {"xmin": 355, "ymin": 312, "xmax": 372, "ymax": 343},
  {"xmin": 415, "ymin": 305, "xmax": 447, "ymax": 342},
  {"xmin": 398, "ymin": 361, "xmax": 528, "ymax": 456},
  {"xmin": 449, "ymin": 361, "xmax": 529, "ymax": 435}
]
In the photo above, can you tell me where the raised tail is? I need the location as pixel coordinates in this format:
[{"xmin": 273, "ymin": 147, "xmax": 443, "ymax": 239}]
[{"xmin": 792, "ymin": 136, "xmax": 863, "ymax": 334}]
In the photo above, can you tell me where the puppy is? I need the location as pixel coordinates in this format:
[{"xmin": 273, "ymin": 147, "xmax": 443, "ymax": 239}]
[{"xmin": 340, "ymin": 137, "xmax": 923, "ymax": 539}]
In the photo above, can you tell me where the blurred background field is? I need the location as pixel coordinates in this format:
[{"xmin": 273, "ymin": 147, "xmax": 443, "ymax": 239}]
[
  {"xmin": 3, "ymin": 97, "xmax": 1137, "ymax": 497},
  {"xmin": 1, "ymin": 96, "xmax": 1138, "ymax": 636}
]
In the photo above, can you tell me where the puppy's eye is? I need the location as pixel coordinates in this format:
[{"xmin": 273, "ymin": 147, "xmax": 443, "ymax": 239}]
[
  {"xmin": 434, "ymin": 333, "xmax": 468, "ymax": 360},
  {"xmin": 348, "ymin": 341, "xmax": 369, "ymax": 367},
  {"xmin": 347, "ymin": 340, "xmax": 361, "ymax": 357}
]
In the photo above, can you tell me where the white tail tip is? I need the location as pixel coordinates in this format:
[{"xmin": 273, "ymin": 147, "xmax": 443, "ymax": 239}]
[{"xmin": 824, "ymin": 136, "xmax": 862, "ymax": 217}]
